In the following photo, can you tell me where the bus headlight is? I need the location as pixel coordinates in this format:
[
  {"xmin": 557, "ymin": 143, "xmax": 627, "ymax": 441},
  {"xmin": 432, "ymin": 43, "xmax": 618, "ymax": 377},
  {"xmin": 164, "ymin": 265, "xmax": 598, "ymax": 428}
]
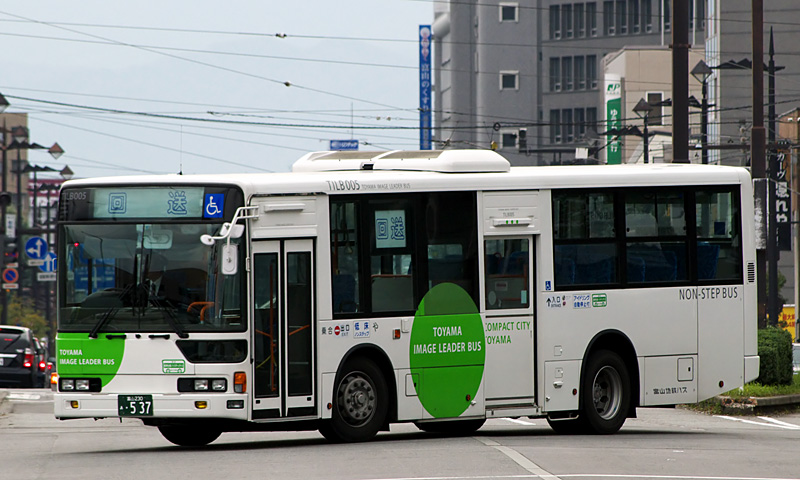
[
  {"xmin": 194, "ymin": 379, "xmax": 209, "ymax": 391},
  {"xmin": 211, "ymin": 379, "xmax": 227, "ymax": 391}
]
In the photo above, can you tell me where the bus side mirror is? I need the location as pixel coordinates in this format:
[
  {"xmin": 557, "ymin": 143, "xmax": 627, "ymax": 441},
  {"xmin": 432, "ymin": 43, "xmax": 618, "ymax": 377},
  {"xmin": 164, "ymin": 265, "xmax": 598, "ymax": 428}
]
[{"xmin": 221, "ymin": 244, "xmax": 237, "ymax": 275}]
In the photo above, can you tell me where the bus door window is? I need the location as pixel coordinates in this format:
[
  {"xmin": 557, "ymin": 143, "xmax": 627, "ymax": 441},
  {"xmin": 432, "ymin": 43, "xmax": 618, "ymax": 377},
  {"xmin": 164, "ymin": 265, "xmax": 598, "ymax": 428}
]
[
  {"xmin": 253, "ymin": 253, "xmax": 280, "ymax": 398},
  {"xmin": 286, "ymin": 252, "xmax": 312, "ymax": 396},
  {"xmin": 485, "ymin": 239, "xmax": 530, "ymax": 310}
]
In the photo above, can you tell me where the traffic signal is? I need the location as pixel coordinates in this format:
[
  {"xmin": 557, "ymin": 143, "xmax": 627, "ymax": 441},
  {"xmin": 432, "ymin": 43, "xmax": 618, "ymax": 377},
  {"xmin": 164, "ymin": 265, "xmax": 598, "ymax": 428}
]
[{"xmin": 3, "ymin": 236, "xmax": 17, "ymax": 263}]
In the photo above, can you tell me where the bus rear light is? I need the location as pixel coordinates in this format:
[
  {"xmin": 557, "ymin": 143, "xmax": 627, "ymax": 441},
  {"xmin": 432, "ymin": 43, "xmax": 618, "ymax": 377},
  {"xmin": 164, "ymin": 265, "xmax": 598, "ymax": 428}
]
[{"xmin": 234, "ymin": 372, "xmax": 246, "ymax": 393}]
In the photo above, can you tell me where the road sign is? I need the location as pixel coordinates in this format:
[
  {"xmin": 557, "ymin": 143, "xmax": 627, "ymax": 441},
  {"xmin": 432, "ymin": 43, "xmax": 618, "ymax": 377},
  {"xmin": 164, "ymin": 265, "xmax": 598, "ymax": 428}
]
[
  {"xmin": 2, "ymin": 268, "xmax": 18, "ymax": 284},
  {"xmin": 25, "ymin": 236, "xmax": 48, "ymax": 260},
  {"xmin": 37, "ymin": 272, "xmax": 56, "ymax": 282},
  {"xmin": 39, "ymin": 253, "xmax": 57, "ymax": 273},
  {"xmin": 329, "ymin": 140, "xmax": 359, "ymax": 151}
]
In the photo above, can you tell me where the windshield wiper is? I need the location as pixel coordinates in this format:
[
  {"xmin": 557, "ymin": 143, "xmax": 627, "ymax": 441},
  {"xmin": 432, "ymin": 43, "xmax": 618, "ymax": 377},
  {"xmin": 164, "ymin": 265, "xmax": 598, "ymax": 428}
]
[
  {"xmin": 87, "ymin": 283, "xmax": 135, "ymax": 338},
  {"xmin": 147, "ymin": 297, "xmax": 189, "ymax": 339},
  {"xmin": 88, "ymin": 306, "xmax": 120, "ymax": 339}
]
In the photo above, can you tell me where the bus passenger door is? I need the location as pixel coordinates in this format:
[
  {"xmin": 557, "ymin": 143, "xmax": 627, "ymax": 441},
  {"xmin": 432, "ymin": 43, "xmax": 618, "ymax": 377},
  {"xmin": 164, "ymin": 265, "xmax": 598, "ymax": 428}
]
[
  {"xmin": 483, "ymin": 236, "xmax": 536, "ymax": 408},
  {"xmin": 251, "ymin": 239, "xmax": 316, "ymax": 419}
]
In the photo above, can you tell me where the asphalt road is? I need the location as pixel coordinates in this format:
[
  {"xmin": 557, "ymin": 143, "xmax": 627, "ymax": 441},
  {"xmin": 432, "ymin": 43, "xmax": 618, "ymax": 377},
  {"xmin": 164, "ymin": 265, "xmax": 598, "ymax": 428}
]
[{"xmin": 3, "ymin": 388, "xmax": 800, "ymax": 480}]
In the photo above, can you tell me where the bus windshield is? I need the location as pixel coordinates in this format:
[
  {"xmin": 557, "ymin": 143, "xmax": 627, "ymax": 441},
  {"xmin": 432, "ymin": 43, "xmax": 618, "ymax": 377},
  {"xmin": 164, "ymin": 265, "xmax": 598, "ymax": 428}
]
[{"xmin": 59, "ymin": 223, "xmax": 244, "ymax": 334}]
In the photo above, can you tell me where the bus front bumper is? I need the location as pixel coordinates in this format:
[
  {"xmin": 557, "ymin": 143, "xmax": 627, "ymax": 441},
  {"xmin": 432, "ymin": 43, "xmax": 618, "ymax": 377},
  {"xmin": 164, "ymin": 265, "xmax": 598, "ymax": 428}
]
[{"xmin": 54, "ymin": 392, "xmax": 250, "ymax": 421}]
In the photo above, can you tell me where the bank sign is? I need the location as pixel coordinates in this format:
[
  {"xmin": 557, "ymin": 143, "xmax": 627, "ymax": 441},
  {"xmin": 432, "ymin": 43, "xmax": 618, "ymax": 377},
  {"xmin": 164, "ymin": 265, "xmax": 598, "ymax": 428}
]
[{"xmin": 605, "ymin": 74, "xmax": 622, "ymax": 165}]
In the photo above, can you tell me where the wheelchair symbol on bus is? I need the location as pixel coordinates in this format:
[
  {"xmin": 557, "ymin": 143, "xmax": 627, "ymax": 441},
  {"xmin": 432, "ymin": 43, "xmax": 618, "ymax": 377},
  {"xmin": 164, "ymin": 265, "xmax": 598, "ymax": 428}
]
[{"xmin": 204, "ymin": 194, "xmax": 225, "ymax": 218}]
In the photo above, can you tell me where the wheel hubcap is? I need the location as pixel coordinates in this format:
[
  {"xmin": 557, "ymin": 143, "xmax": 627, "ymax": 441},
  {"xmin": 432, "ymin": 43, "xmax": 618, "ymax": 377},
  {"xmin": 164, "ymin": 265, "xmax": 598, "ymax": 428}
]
[
  {"xmin": 337, "ymin": 372, "xmax": 376, "ymax": 427},
  {"xmin": 592, "ymin": 365, "xmax": 622, "ymax": 420}
]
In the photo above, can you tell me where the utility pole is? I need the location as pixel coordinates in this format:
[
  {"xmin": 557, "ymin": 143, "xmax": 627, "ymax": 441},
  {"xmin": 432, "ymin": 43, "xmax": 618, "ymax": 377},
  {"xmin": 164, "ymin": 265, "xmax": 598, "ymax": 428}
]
[
  {"xmin": 672, "ymin": 0, "xmax": 689, "ymax": 163},
  {"xmin": 752, "ymin": 0, "xmax": 767, "ymax": 327},
  {"xmin": 767, "ymin": 28, "xmax": 780, "ymax": 326}
]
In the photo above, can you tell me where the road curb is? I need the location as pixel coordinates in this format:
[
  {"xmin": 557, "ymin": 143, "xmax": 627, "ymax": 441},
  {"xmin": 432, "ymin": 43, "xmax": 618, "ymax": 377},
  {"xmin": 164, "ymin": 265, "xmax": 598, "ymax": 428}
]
[{"xmin": 714, "ymin": 394, "xmax": 800, "ymax": 413}]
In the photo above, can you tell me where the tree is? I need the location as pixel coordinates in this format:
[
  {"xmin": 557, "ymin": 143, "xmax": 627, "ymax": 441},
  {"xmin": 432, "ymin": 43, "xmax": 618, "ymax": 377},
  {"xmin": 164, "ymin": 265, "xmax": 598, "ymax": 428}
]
[{"xmin": 3, "ymin": 293, "xmax": 48, "ymax": 338}]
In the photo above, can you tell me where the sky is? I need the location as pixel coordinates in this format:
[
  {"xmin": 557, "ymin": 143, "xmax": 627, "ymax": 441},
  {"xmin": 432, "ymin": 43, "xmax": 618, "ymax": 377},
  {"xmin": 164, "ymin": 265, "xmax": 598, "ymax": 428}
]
[{"xmin": 1, "ymin": 1, "xmax": 433, "ymax": 180}]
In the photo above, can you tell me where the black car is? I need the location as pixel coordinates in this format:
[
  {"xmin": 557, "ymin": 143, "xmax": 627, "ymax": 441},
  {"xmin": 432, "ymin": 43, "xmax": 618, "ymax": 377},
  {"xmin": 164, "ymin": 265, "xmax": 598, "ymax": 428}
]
[{"xmin": 0, "ymin": 325, "xmax": 40, "ymax": 388}]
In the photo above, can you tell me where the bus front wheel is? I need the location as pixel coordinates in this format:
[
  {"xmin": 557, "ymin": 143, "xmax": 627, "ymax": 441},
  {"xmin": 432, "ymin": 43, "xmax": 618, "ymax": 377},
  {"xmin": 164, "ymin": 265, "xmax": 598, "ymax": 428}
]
[
  {"xmin": 580, "ymin": 350, "xmax": 630, "ymax": 434},
  {"xmin": 320, "ymin": 357, "xmax": 388, "ymax": 443},
  {"xmin": 158, "ymin": 425, "xmax": 221, "ymax": 447}
]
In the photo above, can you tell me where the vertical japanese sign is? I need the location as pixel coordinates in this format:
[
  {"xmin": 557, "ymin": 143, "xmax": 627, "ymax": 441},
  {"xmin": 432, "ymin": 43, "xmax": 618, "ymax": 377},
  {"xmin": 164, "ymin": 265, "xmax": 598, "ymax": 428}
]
[
  {"xmin": 776, "ymin": 149, "xmax": 791, "ymax": 251},
  {"xmin": 419, "ymin": 25, "xmax": 432, "ymax": 150},
  {"xmin": 604, "ymin": 74, "xmax": 622, "ymax": 164}
]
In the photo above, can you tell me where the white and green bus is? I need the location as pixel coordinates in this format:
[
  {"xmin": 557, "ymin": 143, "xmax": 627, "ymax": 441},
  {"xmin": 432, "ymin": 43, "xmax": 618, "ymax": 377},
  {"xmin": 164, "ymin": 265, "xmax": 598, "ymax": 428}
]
[{"xmin": 54, "ymin": 150, "xmax": 758, "ymax": 446}]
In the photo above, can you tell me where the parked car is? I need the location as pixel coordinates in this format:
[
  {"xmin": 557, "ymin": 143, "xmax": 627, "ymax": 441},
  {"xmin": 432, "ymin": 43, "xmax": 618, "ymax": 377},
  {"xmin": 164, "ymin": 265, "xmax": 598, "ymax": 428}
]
[
  {"xmin": 33, "ymin": 337, "xmax": 48, "ymax": 388},
  {"xmin": 793, "ymin": 343, "xmax": 800, "ymax": 374},
  {"xmin": 0, "ymin": 325, "xmax": 40, "ymax": 388}
]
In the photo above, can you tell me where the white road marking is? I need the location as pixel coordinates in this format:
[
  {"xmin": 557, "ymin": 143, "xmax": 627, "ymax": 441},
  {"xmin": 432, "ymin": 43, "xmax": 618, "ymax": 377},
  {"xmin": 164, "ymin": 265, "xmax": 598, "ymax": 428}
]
[
  {"xmin": 715, "ymin": 415, "xmax": 800, "ymax": 430},
  {"xmin": 757, "ymin": 416, "xmax": 800, "ymax": 429},
  {"xmin": 6, "ymin": 393, "xmax": 42, "ymax": 401},
  {"xmin": 502, "ymin": 418, "xmax": 536, "ymax": 426},
  {"xmin": 475, "ymin": 437, "xmax": 561, "ymax": 480}
]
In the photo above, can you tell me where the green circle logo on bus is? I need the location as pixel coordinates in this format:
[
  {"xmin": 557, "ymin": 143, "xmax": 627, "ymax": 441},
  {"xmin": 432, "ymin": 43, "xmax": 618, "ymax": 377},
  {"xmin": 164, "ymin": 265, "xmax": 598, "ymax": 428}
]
[
  {"xmin": 409, "ymin": 283, "xmax": 485, "ymax": 418},
  {"xmin": 57, "ymin": 333, "xmax": 125, "ymax": 387}
]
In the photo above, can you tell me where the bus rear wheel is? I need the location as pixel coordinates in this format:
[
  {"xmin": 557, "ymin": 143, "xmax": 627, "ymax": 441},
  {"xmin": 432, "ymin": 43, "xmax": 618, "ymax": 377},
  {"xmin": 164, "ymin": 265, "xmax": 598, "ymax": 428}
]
[
  {"xmin": 320, "ymin": 357, "xmax": 388, "ymax": 443},
  {"xmin": 580, "ymin": 350, "xmax": 630, "ymax": 434},
  {"xmin": 158, "ymin": 425, "xmax": 221, "ymax": 447}
]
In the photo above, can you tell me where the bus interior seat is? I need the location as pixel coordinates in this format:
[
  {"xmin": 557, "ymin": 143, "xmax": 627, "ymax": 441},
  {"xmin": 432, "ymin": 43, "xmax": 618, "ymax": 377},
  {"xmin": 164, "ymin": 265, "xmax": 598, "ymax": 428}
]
[
  {"xmin": 555, "ymin": 256, "xmax": 576, "ymax": 286},
  {"xmin": 575, "ymin": 256, "xmax": 614, "ymax": 285},
  {"xmin": 332, "ymin": 274, "xmax": 358, "ymax": 313},
  {"xmin": 627, "ymin": 255, "xmax": 646, "ymax": 283},
  {"xmin": 697, "ymin": 243, "xmax": 720, "ymax": 280}
]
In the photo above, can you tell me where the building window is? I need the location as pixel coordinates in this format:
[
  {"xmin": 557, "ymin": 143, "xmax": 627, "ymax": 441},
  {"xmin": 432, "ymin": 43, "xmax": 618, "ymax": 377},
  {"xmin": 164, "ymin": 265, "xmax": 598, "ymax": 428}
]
[
  {"xmin": 603, "ymin": 1, "xmax": 614, "ymax": 35},
  {"xmin": 664, "ymin": 0, "xmax": 671, "ymax": 32},
  {"xmin": 587, "ymin": 2, "xmax": 598, "ymax": 36},
  {"xmin": 575, "ymin": 3, "xmax": 586, "ymax": 37},
  {"xmin": 500, "ymin": 71, "xmax": 519, "ymax": 90},
  {"xmin": 575, "ymin": 108, "xmax": 586, "ymax": 138},
  {"xmin": 563, "ymin": 109, "xmax": 574, "ymax": 143},
  {"xmin": 617, "ymin": 0, "xmax": 627, "ymax": 34},
  {"xmin": 574, "ymin": 56, "xmax": 586, "ymax": 90},
  {"xmin": 500, "ymin": 2, "xmax": 519, "ymax": 22},
  {"xmin": 550, "ymin": 57, "xmax": 561, "ymax": 92},
  {"xmin": 562, "ymin": 4, "xmax": 574, "ymax": 38},
  {"xmin": 550, "ymin": 110, "xmax": 562, "ymax": 143},
  {"xmin": 647, "ymin": 92, "xmax": 663, "ymax": 125},
  {"xmin": 587, "ymin": 55, "xmax": 597, "ymax": 89},
  {"xmin": 501, "ymin": 131, "xmax": 518, "ymax": 149},
  {"xmin": 630, "ymin": 0, "xmax": 640, "ymax": 33},
  {"xmin": 550, "ymin": 6, "xmax": 561, "ymax": 39},
  {"xmin": 587, "ymin": 107, "xmax": 598, "ymax": 134},
  {"xmin": 562, "ymin": 57, "xmax": 573, "ymax": 91},
  {"xmin": 643, "ymin": 0, "xmax": 652, "ymax": 32}
]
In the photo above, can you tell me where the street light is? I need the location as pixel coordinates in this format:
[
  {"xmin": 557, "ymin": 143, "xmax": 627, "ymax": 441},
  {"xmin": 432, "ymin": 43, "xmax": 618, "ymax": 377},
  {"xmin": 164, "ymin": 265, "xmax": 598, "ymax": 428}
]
[
  {"xmin": 691, "ymin": 60, "xmax": 713, "ymax": 165},
  {"xmin": 633, "ymin": 98, "xmax": 653, "ymax": 164}
]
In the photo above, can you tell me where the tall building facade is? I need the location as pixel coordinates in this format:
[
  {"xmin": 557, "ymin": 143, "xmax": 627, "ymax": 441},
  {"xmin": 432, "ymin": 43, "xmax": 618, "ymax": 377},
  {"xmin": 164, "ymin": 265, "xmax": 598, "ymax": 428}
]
[{"xmin": 433, "ymin": 1, "xmax": 707, "ymax": 165}]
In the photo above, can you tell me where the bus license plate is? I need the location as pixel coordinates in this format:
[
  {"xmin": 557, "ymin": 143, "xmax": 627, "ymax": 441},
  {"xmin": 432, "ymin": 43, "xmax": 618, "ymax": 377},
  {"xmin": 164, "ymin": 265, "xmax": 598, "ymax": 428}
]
[{"xmin": 118, "ymin": 395, "xmax": 153, "ymax": 416}]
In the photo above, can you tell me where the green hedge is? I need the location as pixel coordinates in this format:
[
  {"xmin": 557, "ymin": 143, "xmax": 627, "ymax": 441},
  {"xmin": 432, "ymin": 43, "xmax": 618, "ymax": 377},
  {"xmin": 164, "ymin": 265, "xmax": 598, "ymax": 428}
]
[{"xmin": 756, "ymin": 327, "xmax": 793, "ymax": 386}]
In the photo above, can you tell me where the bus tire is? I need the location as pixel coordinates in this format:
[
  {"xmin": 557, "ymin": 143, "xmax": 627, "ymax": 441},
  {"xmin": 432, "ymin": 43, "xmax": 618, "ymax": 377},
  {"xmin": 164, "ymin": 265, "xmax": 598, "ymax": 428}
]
[
  {"xmin": 158, "ymin": 425, "xmax": 221, "ymax": 447},
  {"xmin": 414, "ymin": 418, "xmax": 485, "ymax": 436},
  {"xmin": 580, "ymin": 350, "xmax": 630, "ymax": 434},
  {"xmin": 546, "ymin": 417, "xmax": 586, "ymax": 435},
  {"xmin": 320, "ymin": 357, "xmax": 388, "ymax": 443}
]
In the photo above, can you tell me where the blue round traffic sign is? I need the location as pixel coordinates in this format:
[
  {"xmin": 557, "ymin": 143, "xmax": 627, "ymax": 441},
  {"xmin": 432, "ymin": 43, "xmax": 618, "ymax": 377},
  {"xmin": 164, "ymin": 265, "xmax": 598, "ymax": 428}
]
[
  {"xmin": 25, "ymin": 236, "xmax": 48, "ymax": 260},
  {"xmin": 39, "ymin": 253, "xmax": 57, "ymax": 273}
]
